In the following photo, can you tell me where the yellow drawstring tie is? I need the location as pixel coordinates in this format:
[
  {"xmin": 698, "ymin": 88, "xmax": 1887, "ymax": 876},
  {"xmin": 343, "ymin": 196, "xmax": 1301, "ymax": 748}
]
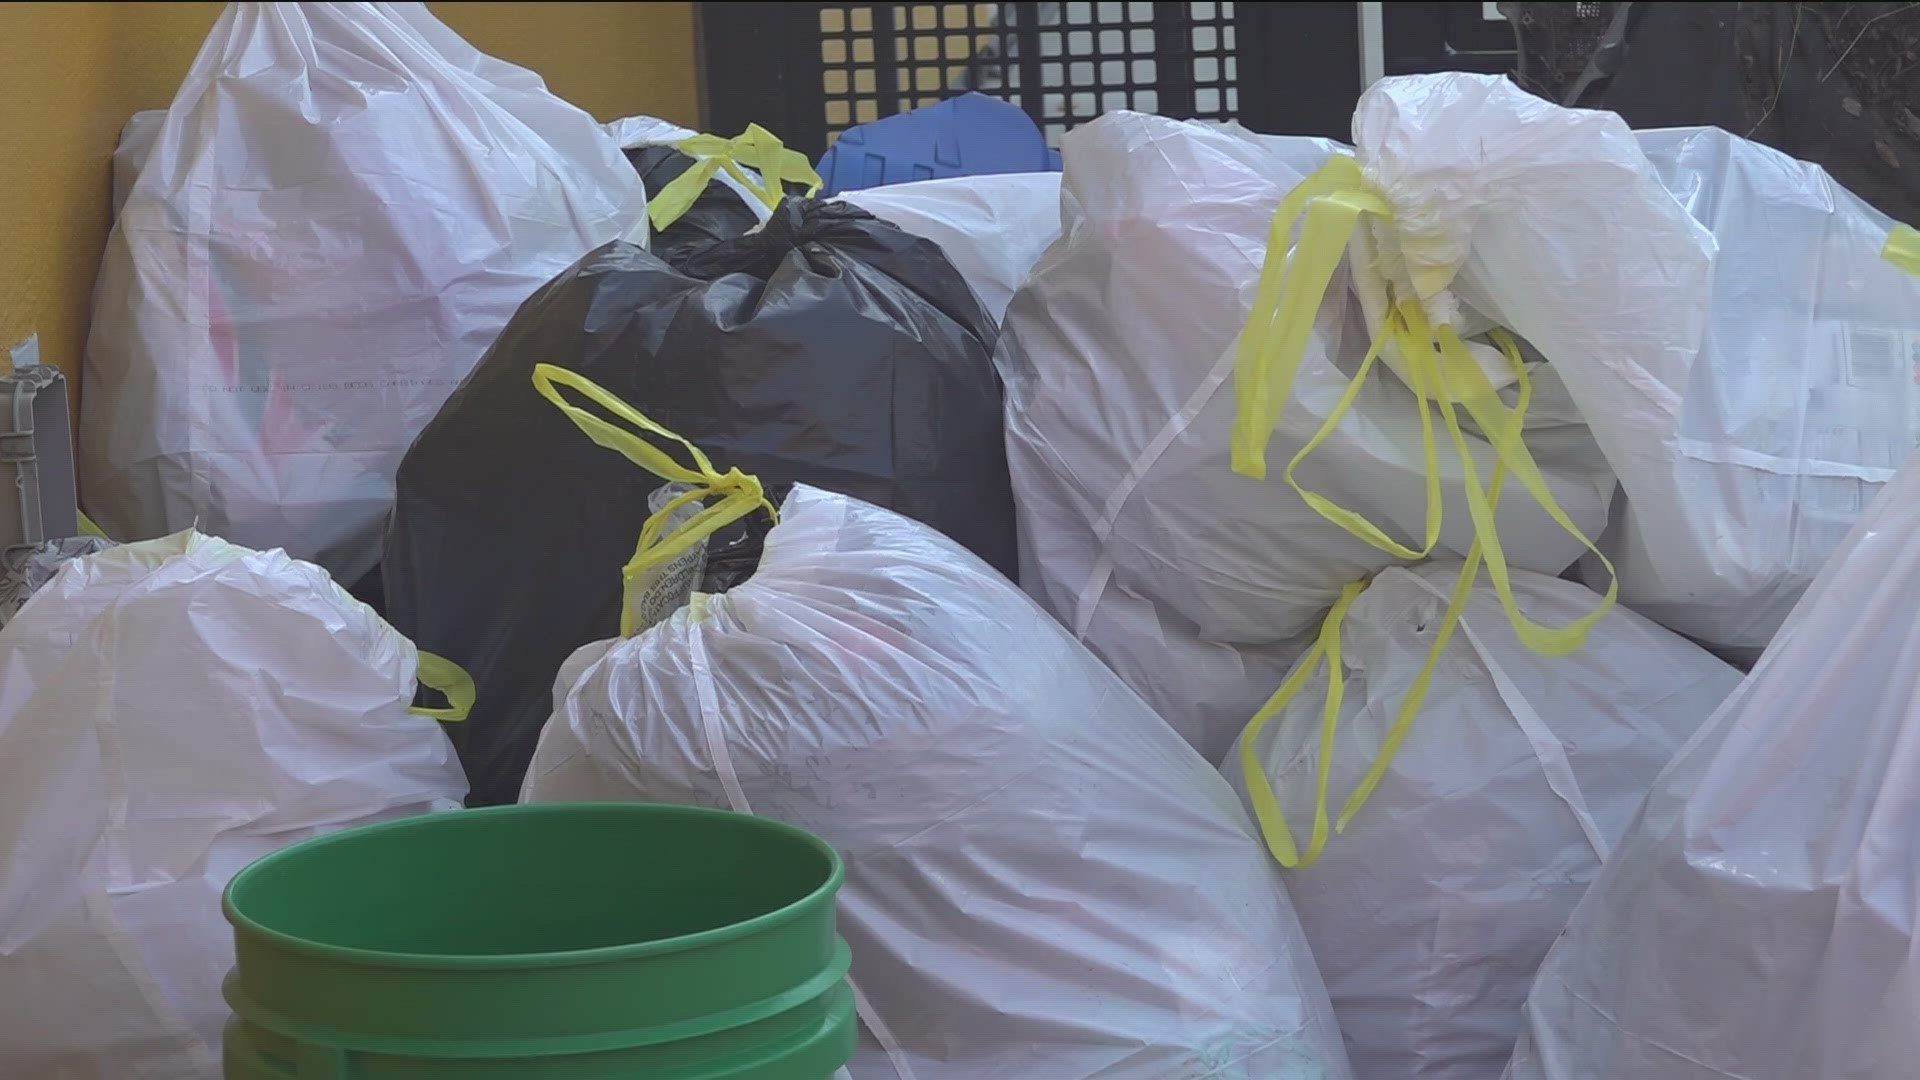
[
  {"xmin": 1239, "ymin": 343, "xmax": 1527, "ymax": 868},
  {"xmin": 1244, "ymin": 171, "xmax": 1920, "ymax": 869},
  {"xmin": 1883, "ymin": 223, "xmax": 1920, "ymax": 276},
  {"xmin": 648, "ymin": 124, "xmax": 825, "ymax": 232},
  {"xmin": 408, "ymin": 651, "xmax": 476, "ymax": 721},
  {"xmin": 1231, "ymin": 156, "xmax": 1619, "ymax": 867},
  {"xmin": 532, "ymin": 363, "xmax": 777, "ymax": 638}
]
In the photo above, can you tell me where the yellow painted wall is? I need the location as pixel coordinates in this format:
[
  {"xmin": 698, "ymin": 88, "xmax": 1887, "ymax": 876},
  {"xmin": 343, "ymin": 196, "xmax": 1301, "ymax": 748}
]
[{"xmin": 0, "ymin": 1, "xmax": 697, "ymax": 413}]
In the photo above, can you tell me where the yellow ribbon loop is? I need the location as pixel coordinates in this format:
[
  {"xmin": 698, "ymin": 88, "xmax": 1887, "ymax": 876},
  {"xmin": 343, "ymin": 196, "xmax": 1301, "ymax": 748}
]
[
  {"xmin": 1283, "ymin": 309, "xmax": 1444, "ymax": 561},
  {"xmin": 531, "ymin": 363, "xmax": 778, "ymax": 637},
  {"xmin": 1398, "ymin": 305, "xmax": 1618, "ymax": 658},
  {"xmin": 1886, "ymin": 224, "xmax": 1920, "ymax": 276},
  {"xmin": 648, "ymin": 123, "xmax": 826, "ymax": 232},
  {"xmin": 1230, "ymin": 157, "xmax": 1617, "ymax": 655},
  {"xmin": 1334, "ymin": 346, "xmax": 1529, "ymax": 834},
  {"xmin": 409, "ymin": 650, "xmax": 476, "ymax": 721},
  {"xmin": 1238, "ymin": 579, "xmax": 1365, "ymax": 869},
  {"xmin": 1240, "ymin": 417, "xmax": 1514, "ymax": 870},
  {"xmin": 1230, "ymin": 166, "xmax": 1628, "ymax": 865},
  {"xmin": 1232, "ymin": 155, "xmax": 1392, "ymax": 481}
]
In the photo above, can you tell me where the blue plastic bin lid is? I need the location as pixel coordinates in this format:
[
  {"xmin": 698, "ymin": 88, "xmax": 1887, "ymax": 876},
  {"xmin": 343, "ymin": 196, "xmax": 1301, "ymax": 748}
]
[{"xmin": 818, "ymin": 93, "xmax": 1060, "ymax": 196}]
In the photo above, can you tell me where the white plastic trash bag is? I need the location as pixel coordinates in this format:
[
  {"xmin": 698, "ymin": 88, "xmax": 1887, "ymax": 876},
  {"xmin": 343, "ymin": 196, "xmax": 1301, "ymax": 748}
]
[
  {"xmin": 0, "ymin": 530, "xmax": 468, "ymax": 1079},
  {"xmin": 998, "ymin": 110, "xmax": 1614, "ymax": 755},
  {"xmin": 527, "ymin": 485, "xmax": 1355, "ymax": 1079},
  {"xmin": 999, "ymin": 111, "xmax": 1615, "ymax": 650},
  {"xmin": 1508, "ymin": 453, "xmax": 1920, "ymax": 1080},
  {"xmin": 1338, "ymin": 74, "xmax": 1920, "ymax": 650},
  {"xmin": 1228, "ymin": 561, "xmax": 1740, "ymax": 1080},
  {"xmin": 517, "ymin": 363, "xmax": 1353, "ymax": 1079},
  {"xmin": 84, "ymin": 2, "xmax": 641, "ymax": 584},
  {"xmin": 1336, "ymin": 73, "xmax": 1707, "ymax": 380},
  {"xmin": 1581, "ymin": 125, "xmax": 1920, "ymax": 649},
  {"xmin": 840, "ymin": 172, "xmax": 1063, "ymax": 324}
]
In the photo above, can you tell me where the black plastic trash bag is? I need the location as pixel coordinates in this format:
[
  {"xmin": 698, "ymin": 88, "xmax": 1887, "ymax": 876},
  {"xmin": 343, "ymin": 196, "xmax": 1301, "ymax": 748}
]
[
  {"xmin": 622, "ymin": 144, "xmax": 762, "ymax": 264},
  {"xmin": 386, "ymin": 197, "xmax": 1014, "ymax": 806}
]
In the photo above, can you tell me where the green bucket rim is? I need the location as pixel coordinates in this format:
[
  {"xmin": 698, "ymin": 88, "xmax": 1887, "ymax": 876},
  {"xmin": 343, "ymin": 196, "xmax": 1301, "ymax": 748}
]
[{"xmin": 222, "ymin": 802, "xmax": 845, "ymax": 972}]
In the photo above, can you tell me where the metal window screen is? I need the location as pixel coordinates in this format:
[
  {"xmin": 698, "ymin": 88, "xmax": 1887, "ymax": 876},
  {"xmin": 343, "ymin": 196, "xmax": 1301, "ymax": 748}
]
[{"xmin": 815, "ymin": 2, "xmax": 1239, "ymax": 147}]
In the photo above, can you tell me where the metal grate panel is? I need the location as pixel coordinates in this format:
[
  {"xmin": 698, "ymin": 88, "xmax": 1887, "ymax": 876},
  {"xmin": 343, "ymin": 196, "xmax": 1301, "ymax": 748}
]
[{"xmin": 814, "ymin": 2, "xmax": 1240, "ymax": 147}]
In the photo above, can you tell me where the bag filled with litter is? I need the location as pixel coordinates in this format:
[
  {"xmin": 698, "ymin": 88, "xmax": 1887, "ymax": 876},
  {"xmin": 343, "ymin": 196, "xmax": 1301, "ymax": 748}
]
[
  {"xmin": 999, "ymin": 108, "xmax": 1614, "ymax": 755},
  {"xmin": 1510, "ymin": 448, "xmax": 1920, "ymax": 1080},
  {"xmin": 0, "ymin": 531, "xmax": 468, "ymax": 1078},
  {"xmin": 1229, "ymin": 561, "xmax": 1739, "ymax": 1078},
  {"xmin": 1336, "ymin": 72, "xmax": 1920, "ymax": 651},
  {"xmin": 85, "ymin": 1, "xmax": 639, "ymax": 584},
  {"xmin": 386, "ymin": 197, "xmax": 1013, "ymax": 804},
  {"xmin": 521, "ymin": 365, "xmax": 1354, "ymax": 1079}
]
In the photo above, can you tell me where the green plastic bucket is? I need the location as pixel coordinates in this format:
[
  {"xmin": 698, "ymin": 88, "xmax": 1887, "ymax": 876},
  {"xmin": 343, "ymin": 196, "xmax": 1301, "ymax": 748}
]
[{"xmin": 221, "ymin": 803, "xmax": 854, "ymax": 1079}]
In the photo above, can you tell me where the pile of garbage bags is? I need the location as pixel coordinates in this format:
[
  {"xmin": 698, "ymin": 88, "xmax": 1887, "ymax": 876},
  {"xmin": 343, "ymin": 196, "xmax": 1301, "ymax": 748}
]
[
  {"xmin": 384, "ymin": 197, "xmax": 1015, "ymax": 805},
  {"xmin": 524, "ymin": 477, "xmax": 1351, "ymax": 1077},
  {"xmin": 15, "ymin": 0, "xmax": 1920, "ymax": 1073},
  {"xmin": 998, "ymin": 107, "xmax": 1622, "ymax": 760}
]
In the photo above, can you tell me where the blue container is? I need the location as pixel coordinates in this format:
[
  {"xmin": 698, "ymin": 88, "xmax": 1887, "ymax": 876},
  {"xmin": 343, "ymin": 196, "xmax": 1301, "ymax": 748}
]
[{"xmin": 818, "ymin": 93, "xmax": 1060, "ymax": 195}]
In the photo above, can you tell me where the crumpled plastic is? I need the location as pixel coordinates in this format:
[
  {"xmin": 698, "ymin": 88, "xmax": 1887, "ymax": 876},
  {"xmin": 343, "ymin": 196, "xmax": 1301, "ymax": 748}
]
[
  {"xmin": 1350, "ymin": 73, "xmax": 1920, "ymax": 650},
  {"xmin": 997, "ymin": 109, "xmax": 1614, "ymax": 756},
  {"xmin": 0, "ymin": 535, "xmax": 114, "ymax": 627},
  {"xmin": 84, "ymin": 1, "xmax": 640, "ymax": 584},
  {"xmin": 386, "ymin": 198, "xmax": 1013, "ymax": 805},
  {"xmin": 524, "ymin": 485, "xmax": 1355, "ymax": 1080},
  {"xmin": 1228, "ymin": 561, "xmax": 1740, "ymax": 1079},
  {"xmin": 1508, "ymin": 450, "xmax": 1920, "ymax": 1080},
  {"xmin": 0, "ymin": 530, "xmax": 466, "ymax": 1079}
]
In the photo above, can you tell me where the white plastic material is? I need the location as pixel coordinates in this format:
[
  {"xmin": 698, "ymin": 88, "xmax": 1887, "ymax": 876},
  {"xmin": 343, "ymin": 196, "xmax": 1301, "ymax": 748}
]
[
  {"xmin": 997, "ymin": 111, "xmax": 1612, "ymax": 697},
  {"xmin": 1507, "ymin": 454, "xmax": 1920, "ymax": 1080},
  {"xmin": 0, "ymin": 530, "xmax": 466, "ymax": 1079},
  {"xmin": 84, "ymin": 2, "xmax": 641, "ymax": 583},
  {"xmin": 1012, "ymin": 426, "xmax": 1307, "ymax": 764},
  {"xmin": 839, "ymin": 173, "xmax": 1063, "ymax": 324},
  {"xmin": 624, "ymin": 481, "xmax": 709, "ymax": 636},
  {"xmin": 524, "ymin": 485, "xmax": 1355, "ymax": 1080},
  {"xmin": 1228, "ymin": 562, "xmax": 1741, "ymax": 1080},
  {"xmin": 1591, "ymin": 125, "xmax": 1920, "ymax": 648},
  {"xmin": 604, "ymin": 114, "xmax": 700, "ymax": 149},
  {"xmin": 1349, "ymin": 73, "xmax": 1709, "ymax": 352},
  {"xmin": 1349, "ymin": 74, "xmax": 1920, "ymax": 649},
  {"xmin": 1012, "ymin": 338, "xmax": 1616, "ymax": 764},
  {"xmin": 0, "ymin": 536, "xmax": 113, "ymax": 628}
]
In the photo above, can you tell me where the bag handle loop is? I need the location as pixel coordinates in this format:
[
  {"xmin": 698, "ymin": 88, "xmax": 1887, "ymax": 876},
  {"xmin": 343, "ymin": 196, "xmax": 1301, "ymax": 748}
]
[
  {"xmin": 531, "ymin": 363, "xmax": 777, "ymax": 637},
  {"xmin": 409, "ymin": 651, "xmax": 476, "ymax": 721},
  {"xmin": 649, "ymin": 124, "xmax": 824, "ymax": 232}
]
